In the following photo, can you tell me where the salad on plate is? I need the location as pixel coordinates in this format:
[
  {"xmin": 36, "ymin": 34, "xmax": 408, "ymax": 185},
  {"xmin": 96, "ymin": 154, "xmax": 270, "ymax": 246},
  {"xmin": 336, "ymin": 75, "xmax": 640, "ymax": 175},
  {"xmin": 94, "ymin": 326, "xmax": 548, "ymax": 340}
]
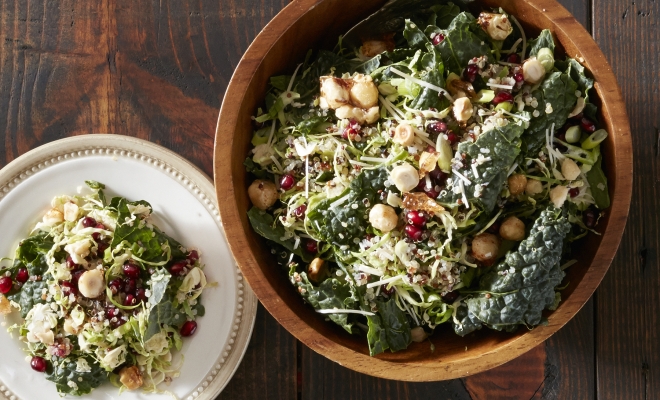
[
  {"xmin": 0, "ymin": 181, "xmax": 208, "ymax": 395},
  {"xmin": 244, "ymin": 0, "xmax": 610, "ymax": 356}
]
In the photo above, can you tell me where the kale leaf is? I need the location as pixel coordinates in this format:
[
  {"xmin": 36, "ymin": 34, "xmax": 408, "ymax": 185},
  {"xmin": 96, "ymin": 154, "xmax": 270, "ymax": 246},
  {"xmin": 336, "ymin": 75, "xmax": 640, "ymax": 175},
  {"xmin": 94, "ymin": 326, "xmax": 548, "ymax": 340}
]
[
  {"xmin": 45, "ymin": 355, "xmax": 107, "ymax": 396},
  {"xmin": 307, "ymin": 167, "xmax": 389, "ymax": 248},
  {"xmin": 8, "ymin": 280, "xmax": 48, "ymax": 318},
  {"xmin": 454, "ymin": 207, "xmax": 571, "ymax": 336},
  {"xmin": 527, "ymin": 29, "xmax": 555, "ymax": 57},
  {"xmin": 559, "ymin": 57, "xmax": 597, "ymax": 119},
  {"xmin": 144, "ymin": 297, "xmax": 187, "ymax": 341},
  {"xmin": 15, "ymin": 232, "xmax": 53, "ymax": 276},
  {"xmin": 366, "ymin": 298, "xmax": 412, "ymax": 356},
  {"xmin": 433, "ymin": 12, "xmax": 493, "ymax": 74},
  {"xmin": 247, "ymin": 207, "xmax": 314, "ymax": 262},
  {"xmin": 522, "ymin": 71, "xmax": 578, "ymax": 155},
  {"xmin": 586, "ymin": 155, "xmax": 610, "ymax": 209},
  {"xmin": 438, "ymin": 121, "xmax": 525, "ymax": 212}
]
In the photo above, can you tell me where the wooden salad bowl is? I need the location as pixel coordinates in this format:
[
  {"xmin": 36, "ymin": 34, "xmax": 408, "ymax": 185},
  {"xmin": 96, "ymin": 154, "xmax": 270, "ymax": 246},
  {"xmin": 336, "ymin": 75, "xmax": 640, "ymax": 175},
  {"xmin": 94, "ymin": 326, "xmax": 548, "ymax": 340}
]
[{"xmin": 213, "ymin": 0, "xmax": 632, "ymax": 381}]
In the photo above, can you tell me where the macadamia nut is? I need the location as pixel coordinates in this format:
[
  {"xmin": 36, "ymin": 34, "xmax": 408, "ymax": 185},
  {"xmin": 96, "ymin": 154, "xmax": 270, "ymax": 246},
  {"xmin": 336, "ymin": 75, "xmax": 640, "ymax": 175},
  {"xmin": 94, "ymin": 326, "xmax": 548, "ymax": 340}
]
[
  {"xmin": 369, "ymin": 204, "xmax": 399, "ymax": 232},
  {"xmin": 393, "ymin": 123, "xmax": 415, "ymax": 146},
  {"xmin": 453, "ymin": 97, "xmax": 473, "ymax": 122},
  {"xmin": 525, "ymin": 179, "xmax": 544, "ymax": 196},
  {"xmin": 508, "ymin": 174, "xmax": 528, "ymax": 196},
  {"xmin": 499, "ymin": 216, "xmax": 526, "ymax": 241},
  {"xmin": 472, "ymin": 233, "xmax": 500, "ymax": 265},
  {"xmin": 248, "ymin": 180, "xmax": 278, "ymax": 210}
]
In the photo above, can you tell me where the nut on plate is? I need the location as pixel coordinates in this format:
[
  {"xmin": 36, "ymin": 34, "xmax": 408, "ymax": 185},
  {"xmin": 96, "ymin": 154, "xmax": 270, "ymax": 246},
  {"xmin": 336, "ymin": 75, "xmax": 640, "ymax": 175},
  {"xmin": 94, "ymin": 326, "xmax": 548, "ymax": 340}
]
[
  {"xmin": 119, "ymin": 365, "xmax": 143, "ymax": 390},
  {"xmin": 0, "ymin": 294, "xmax": 11, "ymax": 315}
]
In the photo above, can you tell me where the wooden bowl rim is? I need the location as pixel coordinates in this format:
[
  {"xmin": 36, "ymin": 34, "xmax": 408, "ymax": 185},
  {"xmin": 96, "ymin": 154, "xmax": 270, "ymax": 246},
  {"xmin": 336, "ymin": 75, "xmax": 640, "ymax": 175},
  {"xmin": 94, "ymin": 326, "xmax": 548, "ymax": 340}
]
[{"xmin": 214, "ymin": 0, "xmax": 633, "ymax": 381}]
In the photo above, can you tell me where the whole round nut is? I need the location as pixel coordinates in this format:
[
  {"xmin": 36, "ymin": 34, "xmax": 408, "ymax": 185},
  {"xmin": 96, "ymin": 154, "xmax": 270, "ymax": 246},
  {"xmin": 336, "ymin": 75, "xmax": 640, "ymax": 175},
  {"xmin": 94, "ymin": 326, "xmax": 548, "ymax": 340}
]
[
  {"xmin": 499, "ymin": 216, "xmax": 526, "ymax": 241},
  {"xmin": 78, "ymin": 269, "xmax": 105, "ymax": 298},
  {"xmin": 248, "ymin": 180, "xmax": 278, "ymax": 210}
]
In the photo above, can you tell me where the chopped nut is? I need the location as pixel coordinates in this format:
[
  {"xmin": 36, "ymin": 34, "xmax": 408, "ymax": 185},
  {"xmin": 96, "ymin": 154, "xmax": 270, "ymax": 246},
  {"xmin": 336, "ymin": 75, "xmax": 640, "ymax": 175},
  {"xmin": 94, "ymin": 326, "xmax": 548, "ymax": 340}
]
[
  {"xmin": 549, "ymin": 185, "xmax": 569, "ymax": 208},
  {"xmin": 0, "ymin": 294, "xmax": 11, "ymax": 315},
  {"xmin": 418, "ymin": 151, "xmax": 441, "ymax": 179},
  {"xmin": 453, "ymin": 97, "xmax": 473, "ymax": 122},
  {"xmin": 119, "ymin": 366, "xmax": 143, "ymax": 391},
  {"xmin": 525, "ymin": 179, "xmax": 544, "ymax": 196},
  {"xmin": 392, "ymin": 123, "xmax": 415, "ymax": 146},
  {"xmin": 561, "ymin": 158, "xmax": 581, "ymax": 181},
  {"xmin": 410, "ymin": 326, "xmax": 428, "ymax": 342},
  {"xmin": 478, "ymin": 13, "xmax": 513, "ymax": 41},
  {"xmin": 307, "ymin": 258, "xmax": 328, "ymax": 283}
]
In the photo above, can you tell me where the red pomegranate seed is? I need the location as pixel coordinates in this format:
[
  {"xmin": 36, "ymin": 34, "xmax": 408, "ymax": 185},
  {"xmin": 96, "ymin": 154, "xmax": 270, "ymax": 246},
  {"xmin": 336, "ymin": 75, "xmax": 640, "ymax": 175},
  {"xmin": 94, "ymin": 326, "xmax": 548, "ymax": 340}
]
[
  {"xmin": 122, "ymin": 262, "xmax": 140, "ymax": 278},
  {"xmin": 81, "ymin": 216, "xmax": 97, "ymax": 228},
  {"xmin": 583, "ymin": 209, "xmax": 597, "ymax": 228},
  {"xmin": 108, "ymin": 278, "xmax": 123, "ymax": 295},
  {"xmin": 124, "ymin": 294, "xmax": 137, "ymax": 306},
  {"xmin": 279, "ymin": 174, "xmax": 295, "ymax": 190},
  {"xmin": 91, "ymin": 232, "xmax": 101, "ymax": 242},
  {"xmin": 170, "ymin": 261, "xmax": 187, "ymax": 276},
  {"xmin": 60, "ymin": 281, "xmax": 77, "ymax": 295},
  {"xmin": 569, "ymin": 187, "xmax": 580, "ymax": 198},
  {"xmin": 506, "ymin": 53, "xmax": 521, "ymax": 64},
  {"xmin": 486, "ymin": 222, "xmax": 500, "ymax": 234},
  {"xmin": 113, "ymin": 317, "xmax": 127, "ymax": 328},
  {"xmin": 135, "ymin": 288, "xmax": 147, "ymax": 302},
  {"xmin": 0, "ymin": 277, "xmax": 13, "ymax": 294},
  {"xmin": 427, "ymin": 121, "xmax": 447, "ymax": 134},
  {"xmin": 123, "ymin": 278, "xmax": 137, "ymax": 294},
  {"xmin": 65, "ymin": 256, "xmax": 77, "ymax": 269},
  {"xmin": 381, "ymin": 284, "xmax": 395, "ymax": 296},
  {"xmin": 429, "ymin": 168, "xmax": 448, "ymax": 185},
  {"xmin": 492, "ymin": 92, "xmax": 514, "ymax": 105},
  {"xmin": 180, "ymin": 321, "xmax": 198, "ymax": 337},
  {"xmin": 97, "ymin": 241, "xmax": 109, "ymax": 254},
  {"xmin": 105, "ymin": 306, "xmax": 120, "ymax": 319},
  {"xmin": 432, "ymin": 33, "xmax": 445, "ymax": 45},
  {"xmin": 187, "ymin": 250, "xmax": 199, "ymax": 264},
  {"xmin": 304, "ymin": 240, "xmax": 318, "ymax": 253},
  {"xmin": 513, "ymin": 72, "xmax": 524, "ymax": 82},
  {"xmin": 95, "ymin": 223, "xmax": 105, "ymax": 230},
  {"xmin": 30, "ymin": 356, "xmax": 47, "ymax": 372},
  {"xmin": 293, "ymin": 204, "xmax": 307, "ymax": 219},
  {"xmin": 404, "ymin": 224, "xmax": 424, "ymax": 241},
  {"xmin": 446, "ymin": 131, "xmax": 458, "ymax": 145},
  {"xmin": 580, "ymin": 117, "xmax": 596, "ymax": 133},
  {"xmin": 72, "ymin": 269, "xmax": 84, "ymax": 283},
  {"xmin": 424, "ymin": 186, "xmax": 440, "ymax": 199},
  {"xmin": 406, "ymin": 211, "xmax": 426, "ymax": 227},
  {"xmin": 442, "ymin": 290, "xmax": 460, "ymax": 303},
  {"xmin": 15, "ymin": 267, "xmax": 29, "ymax": 283},
  {"xmin": 463, "ymin": 64, "xmax": 479, "ymax": 83}
]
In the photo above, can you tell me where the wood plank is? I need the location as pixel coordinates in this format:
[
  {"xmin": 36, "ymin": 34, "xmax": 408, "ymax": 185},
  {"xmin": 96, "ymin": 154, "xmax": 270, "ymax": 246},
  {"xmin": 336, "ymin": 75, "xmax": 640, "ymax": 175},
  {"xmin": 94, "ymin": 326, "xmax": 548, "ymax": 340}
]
[
  {"xmin": 592, "ymin": 0, "xmax": 660, "ymax": 398},
  {"xmin": 218, "ymin": 305, "xmax": 298, "ymax": 400}
]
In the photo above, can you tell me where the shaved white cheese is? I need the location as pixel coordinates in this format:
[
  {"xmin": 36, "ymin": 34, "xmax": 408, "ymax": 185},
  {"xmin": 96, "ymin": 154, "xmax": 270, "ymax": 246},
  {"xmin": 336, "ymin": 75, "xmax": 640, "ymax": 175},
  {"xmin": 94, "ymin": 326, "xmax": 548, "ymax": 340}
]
[
  {"xmin": 378, "ymin": 95, "xmax": 405, "ymax": 120},
  {"xmin": 487, "ymin": 82, "xmax": 514, "ymax": 90},
  {"xmin": 356, "ymin": 265, "xmax": 384, "ymax": 276},
  {"xmin": 499, "ymin": 109, "xmax": 530, "ymax": 121},
  {"xmin": 453, "ymin": 169, "xmax": 472, "ymax": 185},
  {"xmin": 316, "ymin": 309, "xmax": 375, "ymax": 316},
  {"xmin": 471, "ymin": 163, "xmax": 480, "ymax": 179},
  {"xmin": 459, "ymin": 180, "xmax": 470, "ymax": 209},
  {"xmin": 506, "ymin": 162, "xmax": 519, "ymax": 177}
]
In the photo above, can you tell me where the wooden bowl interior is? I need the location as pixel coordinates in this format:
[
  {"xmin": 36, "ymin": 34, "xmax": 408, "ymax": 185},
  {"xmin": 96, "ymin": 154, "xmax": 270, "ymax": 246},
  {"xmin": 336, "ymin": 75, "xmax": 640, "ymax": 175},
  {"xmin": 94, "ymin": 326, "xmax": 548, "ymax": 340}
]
[{"xmin": 215, "ymin": 0, "xmax": 631, "ymax": 380}]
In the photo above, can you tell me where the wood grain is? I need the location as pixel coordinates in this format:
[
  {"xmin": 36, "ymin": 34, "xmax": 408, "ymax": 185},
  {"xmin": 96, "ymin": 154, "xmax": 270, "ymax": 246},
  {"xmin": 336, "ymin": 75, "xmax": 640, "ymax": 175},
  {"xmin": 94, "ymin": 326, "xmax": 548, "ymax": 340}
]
[{"xmin": 592, "ymin": 0, "xmax": 660, "ymax": 398}]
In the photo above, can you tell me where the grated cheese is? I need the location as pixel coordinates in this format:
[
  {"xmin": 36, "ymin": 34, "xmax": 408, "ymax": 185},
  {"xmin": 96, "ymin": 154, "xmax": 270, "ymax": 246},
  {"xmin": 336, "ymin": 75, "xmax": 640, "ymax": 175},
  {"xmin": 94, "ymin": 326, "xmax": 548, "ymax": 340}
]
[{"xmin": 316, "ymin": 308, "xmax": 375, "ymax": 316}]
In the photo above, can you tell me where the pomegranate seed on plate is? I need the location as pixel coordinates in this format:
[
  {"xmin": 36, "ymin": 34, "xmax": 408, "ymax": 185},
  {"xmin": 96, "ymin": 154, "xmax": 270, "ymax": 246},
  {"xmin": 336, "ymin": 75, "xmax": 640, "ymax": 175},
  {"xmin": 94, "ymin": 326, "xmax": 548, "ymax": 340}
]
[
  {"xmin": 513, "ymin": 73, "xmax": 524, "ymax": 82},
  {"xmin": 124, "ymin": 294, "xmax": 137, "ymax": 306},
  {"xmin": 81, "ymin": 216, "xmax": 97, "ymax": 228},
  {"xmin": 108, "ymin": 278, "xmax": 123, "ymax": 295},
  {"xmin": 123, "ymin": 277, "xmax": 137, "ymax": 294},
  {"xmin": 187, "ymin": 250, "xmax": 199, "ymax": 263},
  {"xmin": 122, "ymin": 262, "xmax": 140, "ymax": 278},
  {"xmin": 170, "ymin": 261, "xmax": 187, "ymax": 276},
  {"xmin": 135, "ymin": 288, "xmax": 147, "ymax": 302},
  {"xmin": 293, "ymin": 204, "xmax": 307, "ymax": 219},
  {"xmin": 446, "ymin": 131, "xmax": 458, "ymax": 145},
  {"xmin": 15, "ymin": 267, "xmax": 29, "ymax": 283},
  {"xmin": 569, "ymin": 187, "xmax": 580, "ymax": 198},
  {"xmin": 580, "ymin": 117, "xmax": 596, "ymax": 133},
  {"xmin": 279, "ymin": 174, "xmax": 295, "ymax": 190},
  {"xmin": 30, "ymin": 356, "xmax": 47, "ymax": 372},
  {"xmin": 0, "ymin": 277, "xmax": 12, "ymax": 294},
  {"xmin": 66, "ymin": 255, "xmax": 77, "ymax": 269},
  {"xmin": 180, "ymin": 321, "xmax": 198, "ymax": 337}
]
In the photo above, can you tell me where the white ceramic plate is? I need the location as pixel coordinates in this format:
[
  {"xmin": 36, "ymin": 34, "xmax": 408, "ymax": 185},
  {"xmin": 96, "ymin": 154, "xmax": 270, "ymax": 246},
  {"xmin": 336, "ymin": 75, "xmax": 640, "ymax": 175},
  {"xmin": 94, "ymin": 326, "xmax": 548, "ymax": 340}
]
[{"xmin": 0, "ymin": 134, "xmax": 258, "ymax": 400}]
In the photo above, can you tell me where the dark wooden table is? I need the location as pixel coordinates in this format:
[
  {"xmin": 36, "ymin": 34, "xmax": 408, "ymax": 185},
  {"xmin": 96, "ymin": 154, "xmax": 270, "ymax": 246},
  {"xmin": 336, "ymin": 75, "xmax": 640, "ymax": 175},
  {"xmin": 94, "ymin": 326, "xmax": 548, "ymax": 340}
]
[{"xmin": 0, "ymin": 0, "xmax": 657, "ymax": 398}]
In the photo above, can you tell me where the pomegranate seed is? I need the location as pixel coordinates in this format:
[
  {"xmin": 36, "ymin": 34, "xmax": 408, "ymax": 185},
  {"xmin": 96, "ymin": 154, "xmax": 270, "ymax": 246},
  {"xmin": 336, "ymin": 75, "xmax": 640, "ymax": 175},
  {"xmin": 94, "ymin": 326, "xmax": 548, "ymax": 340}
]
[
  {"xmin": 108, "ymin": 278, "xmax": 123, "ymax": 295},
  {"xmin": 463, "ymin": 64, "xmax": 479, "ymax": 83},
  {"xmin": 569, "ymin": 112, "xmax": 584, "ymax": 121},
  {"xmin": 180, "ymin": 321, "xmax": 198, "ymax": 337},
  {"xmin": 122, "ymin": 262, "xmax": 140, "ymax": 278},
  {"xmin": 123, "ymin": 278, "xmax": 137, "ymax": 294},
  {"xmin": 97, "ymin": 241, "xmax": 109, "ymax": 254},
  {"xmin": 95, "ymin": 223, "xmax": 105, "ymax": 230},
  {"xmin": 0, "ymin": 277, "xmax": 13, "ymax": 294},
  {"xmin": 513, "ymin": 72, "xmax": 524, "ymax": 82},
  {"xmin": 124, "ymin": 294, "xmax": 137, "ymax": 306},
  {"xmin": 72, "ymin": 269, "xmax": 84, "ymax": 283},
  {"xmin": 135, "ymin": 288, "xmax": 147, "ymax": 302},
  {"xmin": 304, "ymin": 240, "xmax": 318, "ymax": 253},
  {"xmin": 569, "ymin": 187, "xmax": 580, "ymax": 198},
  {"xmin": 293, "ymin": 204, "xmax": 307, "ymax": 219},
  {"xmin": 404, "ymin": 224, "xmax": 424, "ymax": 241},
  {"xmin": 442, "ymin": 290, "xmax": 460, "ymax": 303},
  {"xmin": 432, "ymin": 33, "xmax": 445, "ymax": 45},
  {"xmin": 187, "ymin": 250, "xmax": 199, "ymax": 263},
  {"xmin": 91, "ymin": 232, "xmax": 101, "ymax": 242},
  {"xmin": 170, "ymin": 261, "xmax": 187, "ymax": 276},
  {"xmin": 15, "ymin": 267, "xmax": 29, "ymax": 283},
  {"xmin": 492, "ymin": 92, "xmax": 514, "ymax": 105},
  {"xmin": 113, "ymin": 317, "xmax": 127, "ymax": 328},
  {"xmin": 580, "ymin": 117, "xmax": 596, "ymax": 133},
  {"xmin": 60, "ymin": 281, "xmax": 77, "ymax": 295},
  {"xmin": 30, "ymin": 356, "xmax": 47, "ymax": 372},
  {"xmin": 506, "ymin": 53, "xmax": 521, "ymax": 64},
  {"xmin": 279, "ymin": 174, "xmax": 295, "ymax": 190},
  {"xmin": 105, "ymin": 306, "xmax": 120, "ymax": 319},
  {"xmin": 429, "ymin": 168, "xmax": 448, "ymax": 185},
  {"xmin": 406, "ymin": 211, "xmax": 426, "ymax": 227},
  {"xmin": 81, "ymin": 216, "xmax": 97, "ymax": 228},
  {"xmin": 446, "ymin": 131, "xmax": 458, "ymax": 145},
  {"xmin": 583, "ymin": 209, "xmax": 597, "ymax": 228},
  {"xmin": 381, "ymin": 284, "xmax": 395, "ymax": 296},
  {"xmin": 427, "ymin": 121, "xmax": 447, "ymax": 134},
  {"xmin": 424, "ymin": 186, "xmax": 440, "ymax": 199},
  {"xmin": 65, "ymin": 256, "xmax": 77, "ymax": 269},
  {"xmin": 342, "ymin": 126, "xmax": 360, "ymax": 140}
]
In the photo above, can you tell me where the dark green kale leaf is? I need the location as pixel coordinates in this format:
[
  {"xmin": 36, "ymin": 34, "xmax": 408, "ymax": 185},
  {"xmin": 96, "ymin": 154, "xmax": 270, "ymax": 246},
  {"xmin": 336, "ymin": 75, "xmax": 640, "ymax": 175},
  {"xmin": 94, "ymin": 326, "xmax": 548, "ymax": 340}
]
[
  {"xmin": 522, "ymin": 71, "xmax": 578, "ymax": 155},
  {"xmin": 426, "ymin": 2, "xmax": 461, "ymax": 29},
  {"xmin": 438, "ymin": 121, "xmax": 525, "ymax": 212},
  {"xmin": 15, "ymin": 232, "xmax": 53, "ymax": 276},
  {"xmin": 247, "ymin": 207, "xmax": 314, "ymax": 262},
  {"xmin": 454, "ymin": 207, "xmax": 571, "ymax": 336},
  {"xmin": 366, "ymin": 298, "xmax": 412, "ymax": 356},
  {"xmin": 433, "ymin": 12, "xmax": 493, "ymax": 74},
  {"xmin": 8, "ymin": 280, "xmax": 48, "ymax": 318},
  {"xmin": 307, "ymin": 167, "xmax": 389, "ymax": 248},
  {"xmin": 527, "ymin": 29, "xmax": 555, "ymax": 57},
  {"xmin": 559, "ymin": 58, "xmax": 597, "ymax": 119},
  {"xmin": 586, "ymin": 155, "xmax": 610, "ymax": 209},
  {"xmin": 85, "ymin": 180, "xmax": 107, "ymax": 205},
  {"xmin": 291, "ymin": 271, "xmax": 358, "ymax": 333},
  {"xmin": 144, "ymin": 297, "xmax": 187, "ymax": 341},
  {"xmin": 401, "ymin": 20, "xmax": 449, "ymax": 111},
  {"xmin": 45, "ymin": 355, "xmax": 107, "ymax": 396}
]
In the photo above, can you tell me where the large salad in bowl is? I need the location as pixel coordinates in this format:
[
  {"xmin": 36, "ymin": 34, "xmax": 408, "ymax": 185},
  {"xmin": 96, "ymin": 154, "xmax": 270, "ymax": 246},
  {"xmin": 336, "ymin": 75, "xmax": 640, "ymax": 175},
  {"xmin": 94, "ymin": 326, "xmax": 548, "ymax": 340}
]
[
  {"xmin": 244, "ymin": 0, "xmax": 609, "ymax": 356},
  {"xmin": 0, "ymin": 181, "xmax": 207, "ymax": 395}
]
